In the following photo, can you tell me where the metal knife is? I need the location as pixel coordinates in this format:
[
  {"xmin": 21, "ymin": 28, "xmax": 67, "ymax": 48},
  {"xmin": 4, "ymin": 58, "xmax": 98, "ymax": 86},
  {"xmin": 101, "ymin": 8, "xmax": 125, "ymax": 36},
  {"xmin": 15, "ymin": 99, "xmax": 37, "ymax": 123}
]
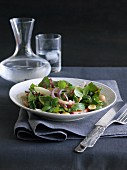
[{"xmin": 75, "ymin": 102, "xmax": 124, "ymax": 153}]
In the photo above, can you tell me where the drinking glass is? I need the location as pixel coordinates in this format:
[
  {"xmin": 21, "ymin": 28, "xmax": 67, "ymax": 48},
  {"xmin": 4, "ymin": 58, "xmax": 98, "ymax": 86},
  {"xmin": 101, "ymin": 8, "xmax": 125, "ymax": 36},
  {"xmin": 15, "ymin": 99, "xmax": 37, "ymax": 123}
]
[{"xmin": 35, "ymin": 34, "xmax": 61, "ymax": 72}]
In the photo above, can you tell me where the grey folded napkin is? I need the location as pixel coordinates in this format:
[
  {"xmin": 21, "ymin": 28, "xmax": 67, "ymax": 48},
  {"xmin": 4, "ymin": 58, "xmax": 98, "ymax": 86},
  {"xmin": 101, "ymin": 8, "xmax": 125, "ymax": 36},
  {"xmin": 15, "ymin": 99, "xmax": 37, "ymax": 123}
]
[{"xmin": 14, "ymin": 80, "xmax": 126, "ymax": 142}]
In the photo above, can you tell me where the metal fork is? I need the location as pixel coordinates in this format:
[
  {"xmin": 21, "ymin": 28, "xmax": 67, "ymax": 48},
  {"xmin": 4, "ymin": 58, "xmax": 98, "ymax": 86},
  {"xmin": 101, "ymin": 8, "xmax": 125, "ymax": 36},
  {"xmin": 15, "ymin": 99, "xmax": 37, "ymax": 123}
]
[
  {"xmin": 75, "ymin": 105, "xmax": 127, "ymax": 153},
  {"xmin": 108, "ymin": 107, "xmax": 127, "ymax": 125}
]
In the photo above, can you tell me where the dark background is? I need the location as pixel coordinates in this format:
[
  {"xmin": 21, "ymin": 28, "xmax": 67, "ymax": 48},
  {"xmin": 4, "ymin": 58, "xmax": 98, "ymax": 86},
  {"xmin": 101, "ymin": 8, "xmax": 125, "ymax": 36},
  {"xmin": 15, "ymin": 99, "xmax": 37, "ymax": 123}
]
[{"xmin": 0, "ymin": 0, "xmax": 127, "ymax": 67}]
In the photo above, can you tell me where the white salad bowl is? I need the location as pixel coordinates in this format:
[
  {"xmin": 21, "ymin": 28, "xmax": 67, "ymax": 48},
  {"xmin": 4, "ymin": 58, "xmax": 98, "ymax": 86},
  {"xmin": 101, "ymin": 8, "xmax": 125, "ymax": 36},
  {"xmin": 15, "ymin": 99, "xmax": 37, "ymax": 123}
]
[{"xmin": 9, "ymin": 77, "xmax": 117, "ymax": 121}]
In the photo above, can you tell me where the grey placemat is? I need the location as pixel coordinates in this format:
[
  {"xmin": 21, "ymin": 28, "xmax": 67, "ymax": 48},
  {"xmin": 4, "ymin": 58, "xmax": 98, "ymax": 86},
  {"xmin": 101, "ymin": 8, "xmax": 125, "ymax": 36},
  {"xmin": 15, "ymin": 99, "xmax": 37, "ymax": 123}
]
[{"xmin": 14, "ymin": 80, "xmax": 127, "ymax": 141}]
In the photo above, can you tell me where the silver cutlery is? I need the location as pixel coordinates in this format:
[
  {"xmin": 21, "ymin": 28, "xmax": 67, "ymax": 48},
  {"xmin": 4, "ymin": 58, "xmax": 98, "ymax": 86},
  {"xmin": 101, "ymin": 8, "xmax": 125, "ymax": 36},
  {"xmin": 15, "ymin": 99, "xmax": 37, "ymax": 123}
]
[{"xmin": 75, "ymin": 102, "xmax": 127, "ymax": 153}]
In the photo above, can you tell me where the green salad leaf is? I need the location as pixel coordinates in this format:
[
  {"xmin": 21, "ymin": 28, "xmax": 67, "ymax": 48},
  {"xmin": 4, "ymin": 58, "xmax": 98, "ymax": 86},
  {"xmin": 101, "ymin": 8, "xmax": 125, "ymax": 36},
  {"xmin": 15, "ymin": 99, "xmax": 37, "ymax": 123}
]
[
  {"xmin": 70, "ymin": 103, "xmax": 85, "ymax": 112},
  {"xmin": 28, "ymin": 92, "xmax": 37, "ymax": 109},
  {"xmin": 87, "ymin": 82, "xmax": 98, "ymax": 92},
  {"xmin": 29, "ymin": 83, "xmax": 37, "ymax": 91},
  {"xmin": 74, "ymin": 86, "xmax": 83, "ymax": 98},
  {"xmin": 83, "ymin": 85, "xmax": 89, "ymax": 95},
  {"xmin": 38, "ymin": 76, "xmax": 51, "ymax": 88},
  {"xmin": 58, "ymin": 80, "xmax": 67, "ymax": 89},
  {"xmin": 39, "ymin": 96, "xmax": 61, "ymax": 113}
]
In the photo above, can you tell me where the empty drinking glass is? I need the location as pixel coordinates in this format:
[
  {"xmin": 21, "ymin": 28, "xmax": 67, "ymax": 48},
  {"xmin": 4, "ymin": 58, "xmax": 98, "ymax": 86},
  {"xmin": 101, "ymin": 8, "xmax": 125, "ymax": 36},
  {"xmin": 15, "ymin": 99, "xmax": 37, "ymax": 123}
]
[{"xmin": 35, "ymin": 34, "xmax": 61, "ymax": 72}]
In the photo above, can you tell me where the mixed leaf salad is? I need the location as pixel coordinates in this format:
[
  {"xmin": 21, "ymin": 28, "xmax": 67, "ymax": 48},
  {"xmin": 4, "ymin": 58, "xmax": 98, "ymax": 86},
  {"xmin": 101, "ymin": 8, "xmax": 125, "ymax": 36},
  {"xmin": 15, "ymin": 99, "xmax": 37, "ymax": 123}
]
[{"xmin": 21, "ymin": 77, "xmax": 106, "ymax": 114}]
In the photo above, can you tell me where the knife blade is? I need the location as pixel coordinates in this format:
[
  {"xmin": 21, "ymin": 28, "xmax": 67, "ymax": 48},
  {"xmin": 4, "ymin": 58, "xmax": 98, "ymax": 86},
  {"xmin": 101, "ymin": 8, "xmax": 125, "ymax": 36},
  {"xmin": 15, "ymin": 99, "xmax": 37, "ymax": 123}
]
[{"xmin": 74, "ymin": 101, "xmax": 124, "ymax": 153}]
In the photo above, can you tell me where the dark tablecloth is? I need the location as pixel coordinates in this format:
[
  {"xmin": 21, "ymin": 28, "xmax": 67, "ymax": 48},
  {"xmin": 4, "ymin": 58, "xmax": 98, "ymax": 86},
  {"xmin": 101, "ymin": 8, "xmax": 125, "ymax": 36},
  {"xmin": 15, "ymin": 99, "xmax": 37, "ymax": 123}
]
[{"xmin": 0, "ymin": 67, "xmax": 127, "ymax": 170}]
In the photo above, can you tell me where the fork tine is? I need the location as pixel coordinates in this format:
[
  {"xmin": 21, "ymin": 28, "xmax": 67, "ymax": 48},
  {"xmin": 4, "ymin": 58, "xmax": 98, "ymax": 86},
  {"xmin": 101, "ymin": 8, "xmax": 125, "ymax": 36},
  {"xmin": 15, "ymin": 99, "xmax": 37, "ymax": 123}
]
[
  {"xmin": 117, "ymin": 110, "xmax": 127, "ymax": 122},
  {"xmin": 120, "ymin": 115, "xmax": 127, "ymax": 122},
  {"xmin": 123, "ymin": 117, "xmax": 127, "ymax": 123}
]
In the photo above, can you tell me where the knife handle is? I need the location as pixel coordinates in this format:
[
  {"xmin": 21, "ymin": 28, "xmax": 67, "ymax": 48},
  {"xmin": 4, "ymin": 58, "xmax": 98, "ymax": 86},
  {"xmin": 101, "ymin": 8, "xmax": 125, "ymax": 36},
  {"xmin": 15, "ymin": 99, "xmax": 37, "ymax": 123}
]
[{"xmin": 75, "ymin": 125, "xmax": 106, "ymax": 153}]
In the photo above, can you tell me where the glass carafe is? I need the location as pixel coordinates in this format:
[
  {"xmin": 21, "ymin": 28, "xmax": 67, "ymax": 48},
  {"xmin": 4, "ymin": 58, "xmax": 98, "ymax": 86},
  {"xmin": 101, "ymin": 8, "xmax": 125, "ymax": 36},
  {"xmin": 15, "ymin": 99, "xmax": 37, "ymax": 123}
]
[{"xmin": 0, "ymin": 18, "xmax": 51, "ymax": 83}]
